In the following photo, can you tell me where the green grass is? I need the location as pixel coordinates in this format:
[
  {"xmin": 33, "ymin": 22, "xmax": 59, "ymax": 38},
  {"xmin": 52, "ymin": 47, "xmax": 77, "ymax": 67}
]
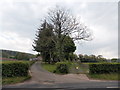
[
  {"xmin": 1, "ymin": 60, "xmax": 35, "ymax": 65},
  {"xmin": 87, "ymin": 73, "xmax": 120, "ymax": 80},
  {"xmin": 2, "ymin": 75, "xmax": 31, "ymax": 85},
  {"xmin": 69, "ymin": 63, "xmax": 89, "ymax": 74},
  {"xmin": 41, "ymin": 62, "xmax": 89, "ymax": 74},
  {"xmin": 2, "ymin": 60, "xmax": 30, "ymax": 63},
  {"xmin": 41, "ymin": 63, "xmax": 57, "ymax": 73},
  {"xmin": 41, "ymin": 61, "xmax": 75, "ymax": 73},
  {"xmin": 41, "ymin": 62, "xmax": 120, "ymax": 80}
]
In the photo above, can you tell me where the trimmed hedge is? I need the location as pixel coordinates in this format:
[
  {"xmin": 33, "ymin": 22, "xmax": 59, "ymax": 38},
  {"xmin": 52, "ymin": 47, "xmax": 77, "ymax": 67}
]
[
  {"xmin": 89, "ymin": 63, "xmax": 120, "ymax": 74},
  {"xmin": 54, "ymin": 62, "xmax": 70, "ymax": 74},
  {"xmin": 2, "ymin": 61, "xmax": 31, "ymax": 77}
]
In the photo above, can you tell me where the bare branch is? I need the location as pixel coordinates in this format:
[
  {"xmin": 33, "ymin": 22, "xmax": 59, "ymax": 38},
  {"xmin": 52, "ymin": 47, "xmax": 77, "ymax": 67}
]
[{"xmin": 46, "ymin": 6, "xmax": 92, "ymax": 43}]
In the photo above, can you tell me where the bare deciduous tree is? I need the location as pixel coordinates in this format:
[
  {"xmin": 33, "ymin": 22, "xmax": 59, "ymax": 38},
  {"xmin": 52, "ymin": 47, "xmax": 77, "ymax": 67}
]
[{"xmin": 46, "ymin": 6, "xmax": 92, "ymax": 61}]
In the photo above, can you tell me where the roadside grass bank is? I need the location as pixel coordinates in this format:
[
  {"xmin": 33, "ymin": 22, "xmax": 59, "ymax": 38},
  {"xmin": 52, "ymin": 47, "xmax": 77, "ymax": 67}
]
[
  {"xmin": 41, "ymin": 61, "xmax": 73, "ymax": 74},
  {"xmin": 41, "ymin": 63, "xmax": 57, "ymax": 73},
  {"xmin": 69, "ymin": 63, "xmax": 89, "ymax": 74},
  {"xmin": 87, "ymin": 73, "xmax": 120, "ymax": 80},
  {"xmin": 2, "ymin": 60, "xmax": 35, "ymax": 85},
  {"xmin": 2, "ymin": 75, "xmax": 31, "ymax": 85},
  {"xmin": 88, "ymin": 63, "xmax": 120, "ymax": 80},
  {"xmin": 41, "ymin": 61, "xmax": 89, "ymax": 74}
]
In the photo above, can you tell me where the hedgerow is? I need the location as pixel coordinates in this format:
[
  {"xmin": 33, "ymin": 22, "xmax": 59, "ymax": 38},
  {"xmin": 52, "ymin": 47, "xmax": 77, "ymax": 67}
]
[
  {"xmin": 2, "ymin": 61, "xmax": 33, "ymax": 77},
  {"xmin": 89, "ymin": 63, "xmax": 120, "ymax": 74},
  {"xmin": 53, "ymin": 62, "xmax": 71, "ymax": 74}
]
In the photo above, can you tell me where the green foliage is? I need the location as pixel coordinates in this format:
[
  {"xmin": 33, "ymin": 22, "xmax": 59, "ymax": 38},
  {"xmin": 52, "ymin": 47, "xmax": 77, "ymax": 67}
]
[
  {"xmin": 33, "ymin": 21, "xmax": 76, "ymax": 63},
  {"xmin": 41, "ymin": 63, "xmax": 57, "ymax": 73},
  {"xmin": 54, "ymin": 64, "xmax": 69, "ymax": 74},
  {"xmin": 29, "ymin": 61, "xmax": 35, "ymax": 66},
  {"xmin": 2, "ymin": 50, "xmax": 17, "ymax": 58},
  {"xmin": 63, "ymin": 36, "xmax": 76, "ymax": 60},
  {"xmin": 89, "ymin": 63, "xmax": 120, "ymax": 74},
  {"xmin": 69, "ymin": 53, "xmax": 78, "ymax": 61},
  {"xmin": 2, "ymin": 49, "xmax": 35, "ymax": 59},
  {"xmin": 88, "ymin": 73, "xmax": 120, "ymax": 80},
  {"xmin": 15, "ymin": 52, "xmax": 30, "ymax": 60},
  {"xmin": 2, "ymin": 51, "xmax": 9, "ymax": 58},
  {"xmin": 63, "ymin": 36, "xmax": 76, "ymax": 53},
  {"xmin": 111, "ymin": 58, "xmax": 118, "ymax": 62},
  {"xmin": 2, "ymin": 61, "xmax": 31, "ymax": 77},
  {"xmin": 69, "ymin": 63, "xmax": 89, "ymax": 74},
  {"xmin": 79, "ymin": 54, "xmax": 107, "ymax": 63},
  {"xmin": 33, "ymin": 21, "xmax": 55, "ymax": 64},
  {"xmin": 2, "ymin": 76, "xmax": 31, "ymax": 85},
  {"xmin": 54, "ymin": 62, "xmax": 70, "ymax": 74},
  {"xmin": 41, "ymin": 61, "xmax": 73, "ymax": 74}
]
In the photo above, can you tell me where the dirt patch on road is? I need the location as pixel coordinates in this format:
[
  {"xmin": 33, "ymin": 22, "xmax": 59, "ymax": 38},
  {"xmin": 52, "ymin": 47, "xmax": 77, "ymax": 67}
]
[
  {"xmin": 63, "ymin": 74, "xmax": 89, "ymax": 80},
  {"xmin": 54, "ymin": 73, "xmax": 90, "ymax": 83}
]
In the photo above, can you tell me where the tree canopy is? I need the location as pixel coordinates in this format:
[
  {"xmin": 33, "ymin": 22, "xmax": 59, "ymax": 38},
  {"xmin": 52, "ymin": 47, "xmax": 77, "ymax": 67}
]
[{"xmin": 33, "ymin": 6, "xmax": 92, "ymax": 63}]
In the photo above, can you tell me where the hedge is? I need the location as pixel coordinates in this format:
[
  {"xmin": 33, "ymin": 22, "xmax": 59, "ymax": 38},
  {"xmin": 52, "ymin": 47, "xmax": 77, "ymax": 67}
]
[
  {"xmin": 53, "ymin": 62, "xmax": 70, "ymax": 74},
  {"xmin": 89, "ymin": 63, "xmax": 120, "ymax": 74},
  {"xmin": 2, "ymin": 61, "xmax": 32, "ymax": 77}
]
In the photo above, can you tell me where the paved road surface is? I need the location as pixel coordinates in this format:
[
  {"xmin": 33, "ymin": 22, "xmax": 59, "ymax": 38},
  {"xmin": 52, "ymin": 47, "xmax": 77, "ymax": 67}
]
[{"xmin": 3, "ymin": 61, "xmax": 119, "ymax": 89}]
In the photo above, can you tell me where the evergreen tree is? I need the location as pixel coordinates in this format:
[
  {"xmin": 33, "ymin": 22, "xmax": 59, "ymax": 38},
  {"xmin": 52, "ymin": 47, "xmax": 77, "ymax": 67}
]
[{"xmin": 33, "ymin": 21, "xmax": 55, "ymax": 64}]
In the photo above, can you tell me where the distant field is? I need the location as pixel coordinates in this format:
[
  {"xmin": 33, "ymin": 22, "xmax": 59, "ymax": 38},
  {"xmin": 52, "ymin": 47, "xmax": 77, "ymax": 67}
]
[
  {"xmin": 0, "ymin": 58, "xmax": 17, "ymax": 63},
  {"xmin": 0, "ymin": 60, "xmax": 27, "ymax": 64},
  {"xmin": 0, "ymin": 57, "xmax": 30, "ymax": 64},
  {"xmin": 0, "ymin": 57, "xmax": 20, "ymax": 61}
]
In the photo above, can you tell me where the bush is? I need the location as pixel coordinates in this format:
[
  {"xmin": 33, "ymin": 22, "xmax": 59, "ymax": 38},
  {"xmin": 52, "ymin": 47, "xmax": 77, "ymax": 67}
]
[
  {"xmin": 2, "ymin": 61, "xmax": 30, "ymax": 77},
  {"xmin": 54, "ymin": 62, "xmax": 69, "ymax": 74},
  {"xmin": 89, "ymin": 63, "xmax": 120, "ymax": 74},
  {"xmin": 29, "ymin": 61, "xmax": 35, "ymax": 66}
]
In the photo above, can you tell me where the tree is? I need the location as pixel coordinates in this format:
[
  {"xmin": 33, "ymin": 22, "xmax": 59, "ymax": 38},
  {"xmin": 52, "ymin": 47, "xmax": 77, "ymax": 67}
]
[
  {"xmin": 111, "ymin": 58, "xmax": 118, "ymax": 62},
  {"xmin": 96, "ymin": 55, "xmax": 107, "ymax": 62},
  {"xmin": 2, "ymin": 52, "xmax": 9, "ymax": 58},
  {"xmin": 63, "ymin": 36, "xmax": 76, "ymax": 60},
  {"xmin": 78, "ymin": 54, "xmax": 107, "ymax": 63},
  {"xmin": 15, "ymin": 52, "xmax": 29, "ymax": 60},
  {"xmin": 33, "ymin": 21, "xmax": 56, "ymax": 64},
  {"xmin": 46, "ymin": 6, "xmax": 92, "ymax": 61},
  {"xmin": 79, "ymin": 54, "xmax": 84, "ymax": 62}
]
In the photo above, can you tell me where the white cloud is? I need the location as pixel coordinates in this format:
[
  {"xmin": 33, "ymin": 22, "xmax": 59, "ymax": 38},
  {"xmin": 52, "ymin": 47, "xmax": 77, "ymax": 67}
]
[
  {"xmin": 0, "ymin": 1, "xmax": 118, "ymax": 58},
  {"xmin": 0, "ymin": 31, "xmax": 36, "ymax": 54}
]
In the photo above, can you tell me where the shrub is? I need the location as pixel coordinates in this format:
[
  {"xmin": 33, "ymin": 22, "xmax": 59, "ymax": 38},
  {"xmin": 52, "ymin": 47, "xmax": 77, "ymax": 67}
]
[
  {"xmin": 2, "ymin": 61, "xmax": 30, "ymax": 77},
  {"xmin": 54, "ymin": 62, "xmax": 69, "ymax": 74},
  {"xmin": 89, "ymin": 63, "xmax": 120, "ymax": 74},
  {"xmin": 29, "ymin": 61, "xmax": 35, "ymax": 66}
]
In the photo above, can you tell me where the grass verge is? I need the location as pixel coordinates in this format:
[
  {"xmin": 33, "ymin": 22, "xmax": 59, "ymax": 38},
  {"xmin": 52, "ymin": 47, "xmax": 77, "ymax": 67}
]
[
  {"xmin": 69, "ymin": 63, "xmax": 89, "ymax": 74},
  {"xmin": 87, "ymin": 73, "xmax": 120, "ymax": 80},
  {"xmin": 41, "ymin": 63, "xmax": 57, "ymax": 73},
  {"xmin": 41, "ymin": 62, "xmax": 89, "ymax": 74},
  {"xmin": 2, "ymin": 75, "xmax": 31, "ymax": 85}
]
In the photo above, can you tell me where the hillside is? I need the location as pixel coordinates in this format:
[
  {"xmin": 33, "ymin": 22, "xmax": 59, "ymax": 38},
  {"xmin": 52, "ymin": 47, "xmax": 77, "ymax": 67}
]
[{"xmin": 1, "ymin": 49, "xmax": 36, "ymax": 60}]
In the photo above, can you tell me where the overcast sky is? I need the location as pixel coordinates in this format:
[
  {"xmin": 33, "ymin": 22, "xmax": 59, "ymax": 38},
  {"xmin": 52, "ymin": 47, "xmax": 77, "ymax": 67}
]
[{"xmin": 0, "ymin": 0, "xmax": 118, "ymax": 59}]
